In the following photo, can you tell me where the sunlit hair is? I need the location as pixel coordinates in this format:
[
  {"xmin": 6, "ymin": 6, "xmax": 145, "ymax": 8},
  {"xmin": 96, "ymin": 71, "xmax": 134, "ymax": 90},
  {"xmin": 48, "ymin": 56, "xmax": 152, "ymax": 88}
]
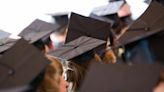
[
  {"xmin": 94, "ymin": 44, "xmax": 117, "ymax": 64},
  {"xmin": 37, "ymin": 55, "xmax": 63, "ymax": 92},
  {"xmin": 66, "ymin": 61, "xmax": 86, "ymax": 92},
  {"xmin": 102, "ymin": 49, "xmax": 117, "ymax": 64}
]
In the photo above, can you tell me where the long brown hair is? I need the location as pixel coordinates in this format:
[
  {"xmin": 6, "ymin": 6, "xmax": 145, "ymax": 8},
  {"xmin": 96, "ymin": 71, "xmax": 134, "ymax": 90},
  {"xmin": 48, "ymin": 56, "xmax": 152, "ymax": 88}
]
[{"xmin": 37, "ymin": 55, "xmax": 63, "ymax": 92}]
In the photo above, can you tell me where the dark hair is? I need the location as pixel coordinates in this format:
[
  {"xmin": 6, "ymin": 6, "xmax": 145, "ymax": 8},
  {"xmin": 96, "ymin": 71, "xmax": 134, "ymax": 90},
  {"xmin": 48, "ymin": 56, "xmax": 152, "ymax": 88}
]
[
  {"xmin": 42, "ymin": 37, "xmax": 52, "ymax": 49},
  {"xmin": 33, "ymin": 37, "xmax": 53, "ymax": 53},
  {"xmin": 67, "ymin": 51, "xmax": 98, "ymax": 91},
  {"xmin": 33, "ymin": 40, "xmax": 45, "ymax": 52}
]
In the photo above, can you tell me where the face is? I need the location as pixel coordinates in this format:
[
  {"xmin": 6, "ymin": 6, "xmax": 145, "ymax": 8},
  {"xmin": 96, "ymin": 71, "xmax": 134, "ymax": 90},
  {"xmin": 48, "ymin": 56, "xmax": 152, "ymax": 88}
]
[
  {"xmin": 118, "ymin": 3, "xmax": 131, "ymax": 17},
  {"xmin": 153, "ymin": 82, "xmax": 164, "ymax": 92},
  {"xmin": 59, "ymin": 76, "xmax": 68, "ymax": 92}
]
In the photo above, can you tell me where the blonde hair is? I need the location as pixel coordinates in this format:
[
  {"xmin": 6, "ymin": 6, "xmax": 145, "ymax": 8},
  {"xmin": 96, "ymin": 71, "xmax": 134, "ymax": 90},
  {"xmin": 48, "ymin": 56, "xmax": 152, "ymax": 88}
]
[{"xmin": 37, "ymin": 55, "xmax": 63, "ymax": 92}]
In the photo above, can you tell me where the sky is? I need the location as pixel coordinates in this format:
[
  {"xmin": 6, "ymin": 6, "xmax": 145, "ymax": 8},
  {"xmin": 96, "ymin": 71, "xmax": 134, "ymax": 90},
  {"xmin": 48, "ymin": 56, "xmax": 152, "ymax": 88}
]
[{"xmin": 0, "ymin": 0, "xmax": 149, "ymax": 37}]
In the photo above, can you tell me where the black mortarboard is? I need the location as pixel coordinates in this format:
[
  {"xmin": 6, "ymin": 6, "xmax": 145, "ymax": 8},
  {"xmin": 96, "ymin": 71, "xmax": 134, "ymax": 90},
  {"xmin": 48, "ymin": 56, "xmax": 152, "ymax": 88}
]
[
  {"xmin": 0, "ymin": 38, "xmax": 18, "ymax": 54},
  {"xmin": 48, "ymin": 36, "xmax": 106, "ymax": 60},
  {"xmin": 113, "ymin": 1, "xmax": 164, "ymax": 63},
  {"xmin": 65, "ymin": 12, "xmax": 111, "ymax": 43},
  {"xmin": 115, "ymin": 1, "xmax": 164, "ymax": 47},
  {"xmin": 79, "ymin": 61, "xmax": 164, "ymax": 92},
  {"xmin": 18, "ymin": 19, "xmax": 61, "ymax": 44},
  {"xmin": 91, "ymin": 1, "xmax": 128, "ymax": 36},
  {"xmin": 0, "ymin": 30, "xmax": 11, "ymax": 39},
  {"xmin": 49, "ymin": 12, "xmax": 69, "ymax": 38},
  {"xmin": 89, "ymin": 13, "xmax": 114, "ymax": 26},
  {"xmin": 91, "ymin": 1, "xmax": 124, "ymax": 16},
  {"xmin": 49, "ymin": 12, "xmax": 69, "ymax": 26},
  {"xmin": 0, "ymin": 38, "xmax": 49, "ymax": 90}
]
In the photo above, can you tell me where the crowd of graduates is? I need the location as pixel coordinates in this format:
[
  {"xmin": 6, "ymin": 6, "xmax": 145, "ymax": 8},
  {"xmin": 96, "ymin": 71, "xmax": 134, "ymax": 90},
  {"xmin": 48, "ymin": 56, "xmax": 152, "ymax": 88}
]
[{"xmin": 0, "ymin": 0, "xmax": 164, "ymax": 92}]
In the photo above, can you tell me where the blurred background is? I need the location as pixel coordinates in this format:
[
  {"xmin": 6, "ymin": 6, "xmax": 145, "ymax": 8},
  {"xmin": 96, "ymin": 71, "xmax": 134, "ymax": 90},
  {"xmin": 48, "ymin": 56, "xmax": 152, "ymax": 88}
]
[{"xmin": 0, "ymin": 0, "xmax": 149, "ymax": 37}]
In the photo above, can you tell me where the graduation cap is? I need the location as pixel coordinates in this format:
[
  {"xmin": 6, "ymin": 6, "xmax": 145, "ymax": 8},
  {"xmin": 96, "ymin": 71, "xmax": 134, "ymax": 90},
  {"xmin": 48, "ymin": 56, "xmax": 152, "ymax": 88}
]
[
  {"xmin": 91, "ymin": 1, "xmax": 129, "ymax": 35},
  {"xmin": 49, "ymin": 12, "xmax": 69, "ymax": 40},
  {"xmin": 79, "ymin": 61, "xmax": 164, "ymax": 92},
  {"xmin": 90, "ymin": 9, "xmax": 121, "ymax": 26},
  {"xmin": 65, "ymin": 12, "xmax": 111, "ymax": 43},
  {"xmin": 65, "ymin": 12, "xmax": 112, "ymax": 56},
  {"xmin": 0, "ymin": 38, "xmax": 18, "ymax": 54},
  {"xmin": 49, "ymin": 12, "xmax": 69, "ymax": 25},
  {"xmin": 18, "ymin": 19, "xmax": 61, "ymax": 44},
  {"xmin": 0, "ymin": 30, "xmax": 11, "ymax": 39},
  {"xmin": 115, "ymin": 1, "xmax": 164, "ymax": 61},
  {"xmin": 0, "ymin": 38, "xmax": 50, "ymax": 90},
  {"xmin": 89, "ymin": 13, "xmax": 114, "ymax": 26},
  {"xmin": 48, "ymin": 36, "xmax": 106, "ymax": 60},
  {"xmin": 48, "ymin": 12, "xmax": 69, "ymax": 35},
  {"xmin": 91, "ymin": 1, "xmax": 124, "ymax": 16},
  {"xmin": 115, "ymin": 1, "xmax": 164, "ymax": 47}
]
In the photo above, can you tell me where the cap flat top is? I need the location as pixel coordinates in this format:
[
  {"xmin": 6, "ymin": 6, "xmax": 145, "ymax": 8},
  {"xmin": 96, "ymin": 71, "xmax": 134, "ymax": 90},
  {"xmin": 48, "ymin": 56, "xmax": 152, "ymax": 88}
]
[
  {"xmin": 0, "ymin": 39, "xmax": 50, "ymax": 88},
  {"xmin": 79, "ymin": 61, "xmax": 163, "ymax": 92},
  {"xmin": 18, "ymin": 19, "xmax": 61, "ymax": 43},
  {"xmin": 49, "ymin": 36, "xmax": 106, "ymax": 60},
  {"xmin": 91, "ymin": 1, "xmax": 124, "ymax": 16},
  {"xmin": 65, "ymin": 12, "xmax": 111, "ymax": 43}
]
